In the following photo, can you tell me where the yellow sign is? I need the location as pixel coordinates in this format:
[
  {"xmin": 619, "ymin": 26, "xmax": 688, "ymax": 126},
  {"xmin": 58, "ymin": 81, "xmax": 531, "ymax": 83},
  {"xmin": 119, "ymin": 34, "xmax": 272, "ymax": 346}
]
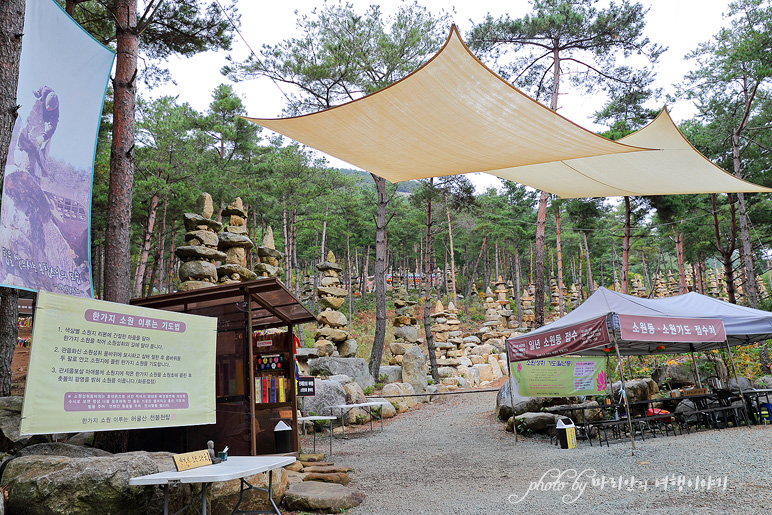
[
  {"xmin": 173, "ymin": 450, "xmax": 213, "ymax": 472},
  {"xmin": 566, "ymin": 426, "xmax": 577, "ymax": 449},
  {"xmin": 20, "ymin": 292, "xmax": 217, "ymax": 435}
]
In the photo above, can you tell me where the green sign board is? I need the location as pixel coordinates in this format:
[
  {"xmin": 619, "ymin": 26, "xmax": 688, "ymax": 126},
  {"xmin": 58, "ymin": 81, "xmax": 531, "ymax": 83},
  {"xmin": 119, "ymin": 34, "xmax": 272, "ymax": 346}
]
[{"xmin": 510, "ymin": 357, "xmax": 607, "ymax": 397}]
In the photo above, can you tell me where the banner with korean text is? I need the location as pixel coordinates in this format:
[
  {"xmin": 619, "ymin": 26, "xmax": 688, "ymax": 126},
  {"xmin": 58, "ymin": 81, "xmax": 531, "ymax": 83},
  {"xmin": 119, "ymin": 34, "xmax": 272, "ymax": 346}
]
[
  {"xmin": 20, "ymin": 292, "xmax": 217, "ymax": 435},
  {"xmin": 0, "ymin": 0, "xmax": 114, "ymax": 297},
  {"xmin": 618, "ymin": 314, "xmax": 726, "ymax": 342},
  {"xmin": 506, "ymin": 315, "xmax": 611, "ymax": 362},
  {"xmin": 510, "ymin": 357, "xmax": 607, "ymax": 397}
]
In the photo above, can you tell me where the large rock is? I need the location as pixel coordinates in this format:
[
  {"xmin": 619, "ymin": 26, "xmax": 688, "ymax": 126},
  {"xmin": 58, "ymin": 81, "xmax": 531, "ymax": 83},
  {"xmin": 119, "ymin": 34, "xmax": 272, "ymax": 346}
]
[
  {"xmin": 283, "ymin": 482, "xmax": 365, "ymax": 513},
  {"xmin": 175, "ymin": 245, "xmax": 227, "ymax": 262},
  {"xmin": 368, "ymin": 397, "xmax": 397, "ymax": 419},
  {"xmin": 470, "ymin": 344, "xmax": 495, "ymax": 356},
  {"xmin": 472, "ymin": 364, "xmax": 494, "ymax": 382},
  {"xmin": 377, "ymin": 365, "xmax": 402, "ymax": 384},
  {"xmin": 495, "ymin": 379, "xmax": 541, "ymax": 421},
  {"xmin": 308, "ymin": 357, "xmax": 374, "ymax": 390},
  {"xmin": 183, "ymin": 212, "xmax": 222, "ymax": 232},
  {"xmin": 317, "ymin": 310, "xmax": 348, "ymax": 328},
  {"xmin": 179, "ymin": 260, "xmax": 217, "ymax": 281},
  {"xmin": 393, "ymin": 326, "xmax": 418, "ymax": 343},
  {"xmin": 401, "ymin": 345, "xmax": 428, "ymax": 396},
  {"xmin": 185, "ymin": 229, "xmax": 219, "ymax": 247},
  {"xmin": 336, "ymin": 339, "xmax": 358, "ymax": 358},
  {"xmin": 2, "ymin": 451, "xmax": 183, "ymax": 515},
  {"xmin": 514, "ymin": 412, "xmax": 561, "ymax": 433},
  {"xmin": 216, "ymin": 264, "xmax": 257, "ymax": 281},
  {"xmin": 728, "ymin": 376, "xmax": 754, "ymax": 392},
  {"xmin": 210, "ymin": 468, "xmax": 287, "ymax": 514},
  {"xmin": 343, "ymin": 382, "xmax": 366, "ymax": 405},
  {"xmin": 301, "ymin": 379, "xmax": 346, "ymax": 416},
  {"xmin": 382, "ymin": 383, "xmax": 416, "ymax": 413},
  {"xmin": 15, "ymin": 443, "xmax": 111, "ymax": 459},
  {"xmin": 0, "ymin": 397, "xmax": 49, "ymax": 453}
]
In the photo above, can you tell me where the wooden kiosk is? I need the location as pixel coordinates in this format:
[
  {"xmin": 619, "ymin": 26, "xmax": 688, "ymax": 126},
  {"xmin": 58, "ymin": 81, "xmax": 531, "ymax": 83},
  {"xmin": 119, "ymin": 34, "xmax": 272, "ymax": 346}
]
[{"xmin": 128, "ymin": 278, "xmax": 316, "ymax": 456}]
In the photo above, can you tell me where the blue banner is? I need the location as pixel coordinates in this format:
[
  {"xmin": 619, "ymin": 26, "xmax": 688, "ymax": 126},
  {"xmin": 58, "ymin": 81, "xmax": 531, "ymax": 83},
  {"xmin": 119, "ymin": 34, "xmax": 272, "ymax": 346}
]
[{"xmin": 0, "ymin": 0, "xmax": 114, "ymax": 297}]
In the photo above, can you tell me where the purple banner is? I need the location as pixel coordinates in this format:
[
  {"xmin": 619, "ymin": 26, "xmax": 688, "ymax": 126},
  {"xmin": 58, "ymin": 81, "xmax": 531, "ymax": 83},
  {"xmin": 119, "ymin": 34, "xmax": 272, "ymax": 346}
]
[
  {"xmin": 618, "ymin": 314, "xmax": 726, "ymax": 342},
  {"xmin": 64, "ymin": 392, "xmax": 189, "ymax": 411},
  {"xmin": 507, "ymin": 315, "xmax": 610, "ymax": 362}
]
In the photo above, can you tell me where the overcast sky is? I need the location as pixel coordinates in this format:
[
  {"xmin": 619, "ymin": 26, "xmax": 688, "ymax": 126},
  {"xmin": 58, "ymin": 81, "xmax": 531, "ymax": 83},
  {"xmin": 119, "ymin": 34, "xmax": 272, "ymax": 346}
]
[{"xmin": 148, "ymin": 0, "xmax": 733, "ymax": 190}]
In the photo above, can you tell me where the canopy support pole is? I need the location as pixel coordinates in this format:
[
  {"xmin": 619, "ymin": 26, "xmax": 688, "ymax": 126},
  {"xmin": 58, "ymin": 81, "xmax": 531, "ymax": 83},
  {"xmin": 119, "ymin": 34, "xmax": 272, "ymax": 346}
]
[
  {"xmin": 724, "ymin": 338, "xmax": 750, "ymax": 424},
  {"xmin": 612, "ymin": 332, "xmax": 636, "ymax": 452},
  {"xmin": 690, "ymin": 344, "xmax": 702, "ymax": 388},
  {"xmin": 506, "ymin": 350, "xmax": 517, "ymax": 442}
]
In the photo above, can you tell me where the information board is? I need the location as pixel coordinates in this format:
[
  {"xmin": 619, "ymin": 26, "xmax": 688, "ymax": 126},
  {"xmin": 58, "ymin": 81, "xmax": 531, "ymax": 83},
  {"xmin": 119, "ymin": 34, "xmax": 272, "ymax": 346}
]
[
  {"xmin": 20, "ymin": 291, "xmax": 217, "ymax": 435},
  {"xmin": 510, "ymin": 356, "xmax": 607, "ymax": 397},
  {"xmin": 297, "ymin": 376, "xmax": 315, "ymax": 397}
]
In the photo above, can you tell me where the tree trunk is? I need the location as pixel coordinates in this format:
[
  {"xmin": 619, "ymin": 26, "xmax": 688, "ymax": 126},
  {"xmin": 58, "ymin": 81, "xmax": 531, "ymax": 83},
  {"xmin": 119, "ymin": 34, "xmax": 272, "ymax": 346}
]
[
  {"xmin": 736, "ymin": 192, "xmax": 758, "ymax": 307},
  {"xmin": 131, "ymin": 192, "xmax": 160, "ymax": 298},
  {"xmin": 443, "ymin": 192, "xmax": 457, "ymax": 302},
  {"xmin": 514, "ymin": 243, "xmax": 522, "ymax": 326},
  {"xmin": 554, "ymin": 210, "xmax": 565, "ymax": 316},
  {"xmin": 423, "ymin": 178, "xmax": 439, "ymax": 382},
  {"xmin": 369, "ymin": 174, "xmax": 388, "ymax": 380},
  {"xmin": 157, "ymin": 193, "xmax": 168, "ymax": 294},
  {"xmin": 534, "ymin": 190, "xmax": 549, "ymax": 327},
  {"xmin": 583, "ymin": 232, "xmax": 593, "ymax": 296},
  {"xmin": 622, "ymin": 196, "xmax": 631, "ymax": 294},
  {"xmin": 675, "ymin": 222, "xmax": 688, "ymax": 294},
  {"xmin": 0, "ymin": 0, "xmax": 25, "ymax": 396},
  {"xmin": 103, "ymin": 0, "xmax": 138, "ymax": 307},
  {"xmin": 712, "ymin": 193, "xmax": 738, "ymax": 304}
]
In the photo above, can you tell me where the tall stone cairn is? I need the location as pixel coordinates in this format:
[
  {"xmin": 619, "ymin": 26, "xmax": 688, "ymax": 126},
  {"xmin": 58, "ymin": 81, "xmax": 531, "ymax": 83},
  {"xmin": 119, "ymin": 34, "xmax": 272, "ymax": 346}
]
[
  {"xmin": 176, "ymin": 193, "xmax": 225, "ymax": 291},
  {"xmin": 429, "ymin": 300, "xmax": 455, "ymax": 359},
  {"xmin": 217, "ymin": 197, "xmax": 257, "ymax": 284},
  {"xmin": 519, "ymin": 285, "xmax": 535, "ymax": 329},
  {"xmin": 388, "ymin": 285, "xmax": 420, "ymax": 365},
  {"xmin": 314, "ymin": 251, "xmax": 357, "ymax": 358},
  {"xmin": 255, "ymin": 226, "xmax": 284, "ymax": 278}
]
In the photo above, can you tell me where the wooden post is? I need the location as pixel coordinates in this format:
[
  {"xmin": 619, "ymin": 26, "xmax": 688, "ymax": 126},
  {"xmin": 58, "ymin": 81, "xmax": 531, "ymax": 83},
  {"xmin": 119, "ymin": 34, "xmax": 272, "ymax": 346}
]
[
  {"xmin": 506, "ymin": 349, "xmax": 518, "ymax": 443},
  {"xmin": 612, "ymin": 329, "xmax": 636, "ymax": 451},
  {"xmin": 724, "ymin": 339, "xmax": 751, "ymax": 424},
  {"xmin": 246, "ymin": 291, "xmax": 256, "ymax": 456}
]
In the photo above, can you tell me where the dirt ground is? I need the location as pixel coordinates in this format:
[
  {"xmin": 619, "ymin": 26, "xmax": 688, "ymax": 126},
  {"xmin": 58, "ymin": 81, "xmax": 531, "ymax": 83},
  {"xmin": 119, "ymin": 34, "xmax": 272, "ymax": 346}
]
[{"xmin": 11, "ymin": 346, "xmax": 28, "ymax": 396}]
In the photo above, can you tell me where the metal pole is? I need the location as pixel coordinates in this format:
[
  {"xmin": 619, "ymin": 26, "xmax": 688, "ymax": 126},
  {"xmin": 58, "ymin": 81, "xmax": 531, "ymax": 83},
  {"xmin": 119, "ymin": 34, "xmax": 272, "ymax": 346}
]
[
  {"xmin": 724, "ymin": 339, "xmax": 751, "ymax": 425},
  {"xmin": 690, "ymin": 344, "xmax": 702, "ymax": 388},
  {"xmin": 506, "ymin": 349, "xmax": 518, "ymax": 443},
  {"xmin": 612, "ymin": 330, "xmax": 636, "ymax": 452}
]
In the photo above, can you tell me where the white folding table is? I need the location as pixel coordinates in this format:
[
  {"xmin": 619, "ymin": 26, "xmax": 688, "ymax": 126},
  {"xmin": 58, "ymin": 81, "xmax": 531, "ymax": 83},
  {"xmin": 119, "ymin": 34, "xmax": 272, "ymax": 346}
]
[
  {"xmin": 297, "ymin": 415, "xmax": 337, "ymax": 456},
  {"xmin": 129, "ymin": 455, "xmax": 295, "ymax": 515}
]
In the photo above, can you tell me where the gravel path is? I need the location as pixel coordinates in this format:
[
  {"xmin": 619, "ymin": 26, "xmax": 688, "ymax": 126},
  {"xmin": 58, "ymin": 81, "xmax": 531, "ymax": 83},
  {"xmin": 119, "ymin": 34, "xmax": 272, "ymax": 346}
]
[{"xmin": 309, "ymin": 390, "xmax": 772, "ymax": 514}]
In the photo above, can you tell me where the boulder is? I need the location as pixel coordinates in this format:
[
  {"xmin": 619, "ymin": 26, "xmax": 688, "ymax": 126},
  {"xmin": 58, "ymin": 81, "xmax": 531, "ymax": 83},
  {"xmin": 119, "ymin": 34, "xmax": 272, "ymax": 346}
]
[
  {"xmin": 470, "ymin": 344, "xmax": 495, "ymax": 356},
  {"xmin": 2, "ymin": 451, "xmax": 182, "ymax": 515},
  {"xmin": 755, "ymin": 375, "xmax": 772, "ymax": 388},
  {"xmin": 185, "ymin": 229, "xmax": 219, "ymax": 247},
  {"xmin": 381, "ymin": 383, "xmax": 416, "ymax": 413},
  {"xmin": 177, "ymin": 280, "xmax": 217, "ymax": 291},
  {"xmin": 210, "ymin": 468, "xmax": 287, "ymax": 514},
  {"xmin": 183, "ymin": 212, "xmax": 222, "ymax": 232},
  {"xmin": 728, "ymin": 376, "xmax": 754, "ymax": 392},
  {"xmin": 179, "ymin": 260, "xmax": 217, "ymax": 281},
  {"xmin": 495, "ymin": 379, "xmax": 540, "ymax": 421},
  {"xmin": 437, "ymin": 367, "xmax": 459, "ymax": 378},
  {"xmin": 317, "ymin": 310, "xmax": 348, "ymax": 328},
  {"xmin": 313, "ymin": 340, "xmax": 335, "ymax": 357},
  {"xmin": 217, "ymin": 232, "xmax": 254, "ymax": 249},
  {"xmin": 303, "ymin": 472, "xmax": 351, "ymax": 485},
  {"xmin": 377, "ymin": 366, "xmax": 402, "ymax": 384},
  {"xmin": 216, "ymin": 264, "xmax": 257, "ymax": 281},
  {"xmin": 462, "ymin": 335, "xmax": 481, "ymax": 345},
  {"xmin": 318, "ymin": 296, "xmax": 345, "ymax": 310},
  {"xmin": 368, "ymin": 397, "xmax": 397, "ymax": 419},
  {"xmin": 343, "ymin": 382, "xmax": 367, "ymax": 405},
  {"xmin": 393, "ymin": 326, "xmax": 418, "ymax": 343},
  {"xmin": 302, "ymin": 379, "xmax": 346, "ymax": 416},
  {"xmin": 327, "ymin": 374, "xmax": 353, "ymax": 385},
  {"xmin": 308, "ymin": 357, "xmax": 374, "ymax": 390},
  {"xmin": 336, "ymin": 339, "xmax": 358, "ymax": 358},
  {"xmin": 15, "ymin": 443, "xmax": 111, "ymax": 459},
  {"xmin": 488, "ymin": 355, "xmax": 503, "ymax": 380},
  {"xmin": 472, "ymin": 364, "xmax": 493, "ymax": 383},
  {"xmin": 175, "ymin": 245, "xmax": 226, "ymax": 261},
  {"xmin": 401, "ymin": 345, "xmax": 428, "ymax": 395},
  {"xmin": 514, "ymin": 412, "xmax": 561, "ymax": 433},
  {"xmin": 0, "ymin": 397, "xmax": 49, "ymax": 453},
  {"xmin": 282, "ymin": 481, "xmax": 365, "ymax": 513}
]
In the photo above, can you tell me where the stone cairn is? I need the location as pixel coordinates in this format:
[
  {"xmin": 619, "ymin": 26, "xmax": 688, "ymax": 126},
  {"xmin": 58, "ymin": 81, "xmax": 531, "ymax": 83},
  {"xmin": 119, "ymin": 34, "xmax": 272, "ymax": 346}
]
[
  {"xmin": 388, "ymin": 286, "xmax": 420, "ymax": 365},
  {"xmin": 300, "ymin": 274, "xmax": 315, "ymax": 303},
  {"xmin": 176, "ymin": 193, "xmax": 225, "ymax": 291},
  {"xmin": 427, "ymin": 300, "xmax": 464, "ymax": 360},
  {"xmin": 255, "ymin": 226, "xmax": 284, "ymax": 278},
  {"xmin": 217, "ymin": 198, "xmax": 257, "ymax": 284},
  {"xmin": 518, "ymin": 285, "xmax": 535, "ymax": 329},
  {"xmin": 313, "ymin": 251, "xmax": 357, "ymax": 358}
]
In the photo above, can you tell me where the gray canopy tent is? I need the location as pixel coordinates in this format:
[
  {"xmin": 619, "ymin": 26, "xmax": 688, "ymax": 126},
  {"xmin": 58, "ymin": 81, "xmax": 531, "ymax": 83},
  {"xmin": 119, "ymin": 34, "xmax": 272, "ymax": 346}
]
[{"xmin": 505, "ymin": 287, "xmax": 772, "ymax": 447}]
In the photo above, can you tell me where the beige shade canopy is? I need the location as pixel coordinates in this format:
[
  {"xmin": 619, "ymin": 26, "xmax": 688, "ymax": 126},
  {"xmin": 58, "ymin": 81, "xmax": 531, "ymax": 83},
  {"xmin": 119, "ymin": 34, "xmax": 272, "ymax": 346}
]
[{"xmin": 246, "ymin": 26, "xmax": 771, "ymax": 198}]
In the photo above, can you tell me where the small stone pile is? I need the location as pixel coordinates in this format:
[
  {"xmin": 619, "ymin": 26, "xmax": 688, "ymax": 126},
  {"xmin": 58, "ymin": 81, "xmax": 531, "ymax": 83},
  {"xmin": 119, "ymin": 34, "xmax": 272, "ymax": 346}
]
[
  {"xmin": 300, "ymin": 274, "xmax": 315, "ymax": 303},
  {"xmin": 428, "ymin": 300, "xmax": 455, "ymax": 358},
  {"xmin": 176, "ymin": 192, "xmax": 225, "ymax": 291},
  {"xmin": 313, "ymin": 251, "xmax": 357, "ymax": 358},
  {"xmin": 217, "ymin": 197, "xmax": 257, "ymax": 284},
  {"xmin": 255, "ymin": 227, "xmax": 284, "ymax": 278}
]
